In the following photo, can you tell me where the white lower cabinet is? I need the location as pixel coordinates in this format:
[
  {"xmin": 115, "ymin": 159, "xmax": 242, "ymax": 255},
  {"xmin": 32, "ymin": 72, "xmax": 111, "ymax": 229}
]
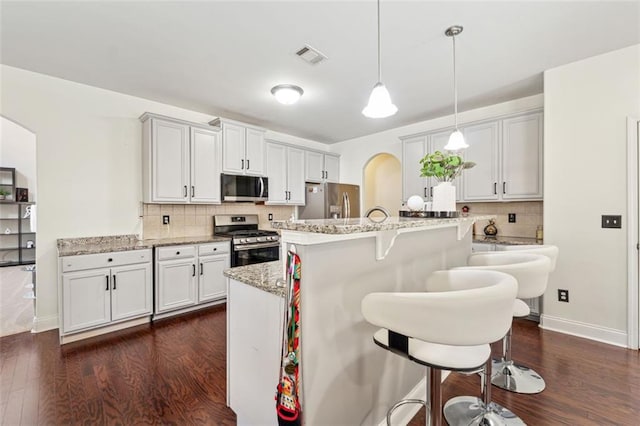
[
  {"xmin": 59, "ymin": 249, "xmax": 152, "ymax": 342},
  {"xmin": 154, "ymin": 241, "xmax": 229, "ymax": 318}
]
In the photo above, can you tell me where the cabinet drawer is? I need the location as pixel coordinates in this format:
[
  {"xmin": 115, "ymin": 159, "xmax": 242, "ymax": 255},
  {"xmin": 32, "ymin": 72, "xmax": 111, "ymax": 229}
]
[
  {"xmin": 157, "ymin": 245, "xmax": 196, "ymax": 261},
  {"xmin": 199, "ymin": 242, "xmax": 229, "ymax": 256},
  {"xmin": 61, "ymin": 249, "xmax": 151, "ymax": 272}
]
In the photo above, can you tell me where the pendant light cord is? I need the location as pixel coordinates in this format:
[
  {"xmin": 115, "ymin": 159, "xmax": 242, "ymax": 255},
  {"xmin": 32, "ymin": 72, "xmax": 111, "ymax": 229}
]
[
  {"xmin": 377, "ymin": 0, "xmax": 381, "ymax": 82},
  {"xmin": 452, "ymin": 32, "xmax": 458, "ymax": 130}
]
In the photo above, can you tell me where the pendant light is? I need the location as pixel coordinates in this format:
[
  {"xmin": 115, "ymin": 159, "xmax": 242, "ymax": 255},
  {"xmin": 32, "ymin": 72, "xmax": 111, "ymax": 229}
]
[
  {"xmin": 444, "ymin": 25, "xmax": 468, "ymax": 151},
  {"xmin": 362, "ymin": 0, "xmax": 397, "ymax": 118}
]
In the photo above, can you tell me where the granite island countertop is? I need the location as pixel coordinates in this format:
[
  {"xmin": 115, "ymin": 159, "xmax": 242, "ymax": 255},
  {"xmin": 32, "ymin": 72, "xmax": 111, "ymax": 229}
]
[
  {"xmin": 223, "ymin": 261, "xmax": 285, "ymax": 298},
  {"xmin": 271, "ymin": 214, "xmax": 494, "ymax": 235},
  {"xmin": 57, "ymin": 234, "xmax": 230, "ymax": 257}
]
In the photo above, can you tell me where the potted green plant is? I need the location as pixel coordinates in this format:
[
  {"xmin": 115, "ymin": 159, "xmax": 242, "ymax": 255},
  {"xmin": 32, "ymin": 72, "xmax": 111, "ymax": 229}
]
[
  {"xmin": 419, "ymin": 151, "xmax": 475, "ymax": 212},
  {"xmin": 0, "ymin": 188, "xmax": 10, "ymax": 201}
]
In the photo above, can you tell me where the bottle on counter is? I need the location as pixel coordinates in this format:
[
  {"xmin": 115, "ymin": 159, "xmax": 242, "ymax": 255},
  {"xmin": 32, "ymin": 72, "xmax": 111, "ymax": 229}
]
[{"xmin": 536, "ymin": 225, "xmax": 543, "ymax": 241}]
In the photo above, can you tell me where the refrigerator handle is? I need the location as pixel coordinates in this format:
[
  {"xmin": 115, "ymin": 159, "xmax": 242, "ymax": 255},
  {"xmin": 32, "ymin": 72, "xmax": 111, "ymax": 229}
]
[{"xmin": 343, "ymin": 192, "xmax": 351, "ymax": 218}]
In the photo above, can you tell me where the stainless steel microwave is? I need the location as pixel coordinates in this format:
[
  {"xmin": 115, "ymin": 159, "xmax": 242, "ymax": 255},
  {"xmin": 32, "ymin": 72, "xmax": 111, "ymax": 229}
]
[{"xmin": 221, "ymin": 174, "xmax": 268, "ymax": 202}]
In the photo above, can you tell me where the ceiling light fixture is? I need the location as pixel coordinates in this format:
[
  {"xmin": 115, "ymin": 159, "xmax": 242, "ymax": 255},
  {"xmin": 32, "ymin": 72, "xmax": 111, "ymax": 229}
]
[
  {"xmin": 362, "ymin": 0, "xmax": 397, "ymax": 118},
  {"xmin": 271, "ymin": 84, "xmax": 304, "ymax": 105},
  {"xmin": 444, "ymin": 25, "xmax": 469, "ymax": 151}
]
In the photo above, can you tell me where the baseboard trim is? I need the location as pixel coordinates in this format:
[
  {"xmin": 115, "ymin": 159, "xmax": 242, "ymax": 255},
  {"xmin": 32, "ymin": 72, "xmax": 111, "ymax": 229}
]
[
  {"xmin": 32, "ymin": 314, "xmax": 58, "ymax": 333},
  {"xmin": 540, "ymin": 314, "xmax": 628, "ymax": 348},
  {"xmin": 377, "ymin": 371, "xmax": 451, "ymax": 426}
]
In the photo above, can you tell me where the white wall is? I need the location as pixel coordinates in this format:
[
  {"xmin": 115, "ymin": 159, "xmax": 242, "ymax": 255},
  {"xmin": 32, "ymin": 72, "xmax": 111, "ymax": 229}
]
[
  {"xmin": 0, "ymin": 65, "xmax": 325, "ymax": 332},
  {"xmin": 542, "ymin": 44, "xmax": 640, "ymax": 346},
  {"xmin": 0, "ymin": 116, "xmax": 37, "ymax": 201},
  {"xmin": 332, "ymin": 94, "xmax": 544, "ymax": 187}
]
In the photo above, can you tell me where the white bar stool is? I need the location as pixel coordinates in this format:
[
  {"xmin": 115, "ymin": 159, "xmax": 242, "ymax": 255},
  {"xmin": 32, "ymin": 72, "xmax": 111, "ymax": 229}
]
[
  {"xmin": 361, "ymin": 269, "xmax": 519, "ymax": 426},
  {"xmin": 456, "ymin": 252, "xmax": 551, "ymax": 395}
]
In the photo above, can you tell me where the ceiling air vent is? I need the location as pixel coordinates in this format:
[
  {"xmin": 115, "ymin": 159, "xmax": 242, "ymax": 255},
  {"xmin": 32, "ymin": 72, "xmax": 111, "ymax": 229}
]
[{"xmin": 295, "ymin": 44, "xmax": 328, "ymax": 65}]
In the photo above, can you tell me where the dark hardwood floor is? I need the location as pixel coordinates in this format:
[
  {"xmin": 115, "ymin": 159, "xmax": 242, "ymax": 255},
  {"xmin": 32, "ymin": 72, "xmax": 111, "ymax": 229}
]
[{"xmin": 1, "ymin": 308, "xmax": 639, "ymax": 425}]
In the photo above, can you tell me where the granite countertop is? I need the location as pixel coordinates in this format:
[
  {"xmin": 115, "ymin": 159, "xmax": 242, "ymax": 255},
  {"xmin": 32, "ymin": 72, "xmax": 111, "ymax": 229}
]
[
  {"xmin": 473, "ymin": 235, "xmax": 542, "ymax": 245},
  {"xmin": 57, "ymin": 234, "xmax": 230, "ymax": 256},
  {"xmin": 224, "ymin": 261, "xmax": 285, "ymax": 298},
  {"xmin": 271, "ymin": 214, "xmax": 493, "ymax": 235}
]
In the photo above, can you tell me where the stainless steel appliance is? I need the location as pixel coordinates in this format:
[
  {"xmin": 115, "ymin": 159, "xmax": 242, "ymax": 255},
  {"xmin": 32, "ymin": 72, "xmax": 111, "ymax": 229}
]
[
  {"xmin": 213, "ymin": 214, "xmax": 279, "ymax": 267},
  {"xmin": 221, "ymin": 174, "xmax": 268, "ymax": 202},
  {"xmin": 298, "ymin": 182, "xmax": 360, "ymax": 219}
]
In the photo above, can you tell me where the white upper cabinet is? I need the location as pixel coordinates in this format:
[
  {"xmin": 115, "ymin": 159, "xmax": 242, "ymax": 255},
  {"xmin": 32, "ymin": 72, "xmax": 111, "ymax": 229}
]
[
  {"xmin": 305, "ymin": 151, "xmax": 340, "ymax": 183},
  {"xmin": 402, "ymin": 130, "xmax": 462, "ymax": 202},
  {"xmin": 501, "ymin": 112, "xmax": 543, "ymax": 200},
  {"xmin": 141, "ymin": 113, "xmax": 221, "ymax": 204},
  {"xmin": 190, "ymin": 128, "xmax": 221, "ymax": 203},
  {"xmin": 401, "ymin": 110, "xmax": 543, "ymax": 203},
  {"xmin": 265, "ymin": 142, "xmax": 305, "ymax": 205},
  {"xmin": 214, "ymin": 119, "xmax": 266, "ymax": 176},
  {"xmin": 462, "ymin": 121, "xmax": 501, "ymax": 201}
]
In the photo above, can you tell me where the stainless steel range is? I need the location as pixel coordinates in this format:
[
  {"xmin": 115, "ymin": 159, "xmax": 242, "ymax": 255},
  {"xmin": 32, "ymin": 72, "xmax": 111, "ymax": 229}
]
[{"xmin": 213, "ymin": 215, "xmax": 280, "ymax": 267}]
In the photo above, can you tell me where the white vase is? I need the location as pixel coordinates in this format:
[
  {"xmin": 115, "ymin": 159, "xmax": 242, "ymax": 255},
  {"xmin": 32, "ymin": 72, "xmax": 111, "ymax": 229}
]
[{"xmin": 432, "ymin": 182, "xmax": 456, "ymax": 212}]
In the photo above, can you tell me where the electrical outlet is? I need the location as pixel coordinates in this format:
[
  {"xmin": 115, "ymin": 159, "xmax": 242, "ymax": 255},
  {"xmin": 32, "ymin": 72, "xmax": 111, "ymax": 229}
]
[
  {"xmin": 508, "ymin": 213, "xmax": 516, "ymax": 223},
  {"xmin": 268, "ymin": 213, "xmax": 273, "ymax": 221},
  {"xmin": 601, "ymin": 215, "xmax": 622, "ymax": 229},
  {"xmin": 558, "ymin": 289, "xmax": 569, "ymax": 303},
  {"xmin": 162, "ymin": 215, "xmax": 170, "ymax": 225}
]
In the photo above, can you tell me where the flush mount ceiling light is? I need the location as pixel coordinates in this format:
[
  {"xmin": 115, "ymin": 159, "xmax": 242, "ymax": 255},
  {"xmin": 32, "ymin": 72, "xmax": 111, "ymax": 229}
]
[
  {"xmin": 362, "ymin": 0, "xmax": 397, "ymax": 118},
  {"xmin": 271, "ymin": 84, "xmax": 304, "ymax": 105},
  {"xmin": 444, "ymin": 25, "xmax": 469, "ymax": 151}
]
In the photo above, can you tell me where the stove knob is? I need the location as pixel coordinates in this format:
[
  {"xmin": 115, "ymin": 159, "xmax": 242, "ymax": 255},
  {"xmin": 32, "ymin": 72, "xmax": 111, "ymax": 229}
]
[
  {"xmin": 238, "ymin": 238, "xmax": 246, "ymax": 244},
  {"xmin": 256, "ymin": 237, "xmax": 266, "ymax": 243}
]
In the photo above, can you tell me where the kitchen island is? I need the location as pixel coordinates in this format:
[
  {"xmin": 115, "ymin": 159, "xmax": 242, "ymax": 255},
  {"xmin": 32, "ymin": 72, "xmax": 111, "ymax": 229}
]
[{"xmin": 226, "ymin": 215, "xmax": 491, "ymax": 426}]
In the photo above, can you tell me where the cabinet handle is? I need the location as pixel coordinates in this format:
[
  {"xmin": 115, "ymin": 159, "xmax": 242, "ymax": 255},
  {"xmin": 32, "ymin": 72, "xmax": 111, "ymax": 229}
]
[
  {"xmin": 184, "ymin": 185, "xmax": 188, "ymax": 197},
  {"xmin": 213, "ymin": 247, "xmax": 217, "ymax": 251},
  {"xmin": 192, "ymin": 264, "xmax": 196, "ymax": 277},
  {"xmin": 105, "ymin": 275, "xmax": 109, "ymax": 291},
  {"xmin": 325, "ymin": 170, "xmax": 328, "ymax": 179},
  {"xmin": 430, "ymin": 186, "xmax": 433, "ymax": 198},
  {"xmin": 494, "ymin": 182, "xmax": 497, "ymax": 195},
  {"xmin": 107, "ymin": 258, "xmax": 113, "ymax": 262},
  {"xmin": 424, "ymin": 187, "xmax": 428, "ymax": 198},
  {"xmin": 246, "ymin": 159, "xmax": 250, "ymax": 170},
  {"xmin": 200, "ymin": 263, "xmax": 203, "ymax": 275},
  {"xmin": 176, "ymin": 251, "xmax": 180, "ymax": 255},
  {"xmin": 503, "ymin": 182, "xmax": 506, "ymax": 194},
  {"xmin": 191, "ymin": 186, "xmax": 195, "ymax": 197},
  {"xmin": 112, "ymin": 275, "xmax": 117, "ymax": 290},
  {"xmin": 241, "ymin": 159, "xmax": 244, "ymax": 169}
]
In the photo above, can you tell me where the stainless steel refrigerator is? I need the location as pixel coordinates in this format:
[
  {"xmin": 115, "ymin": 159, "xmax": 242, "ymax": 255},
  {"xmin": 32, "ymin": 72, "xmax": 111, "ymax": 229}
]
[{"xmin": 298, "ymin": 182, "xmax": 360, "ymax": 219}]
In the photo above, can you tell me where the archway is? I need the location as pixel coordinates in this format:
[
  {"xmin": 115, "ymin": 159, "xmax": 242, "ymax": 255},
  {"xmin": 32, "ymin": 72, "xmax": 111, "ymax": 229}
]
[
  {"xmin": 363, "ymin": 153, "xmax": 401, "ymax": 219},
  {"xmin": 0, "ymin": 116, "xmax": 37, "ymax": 336}
]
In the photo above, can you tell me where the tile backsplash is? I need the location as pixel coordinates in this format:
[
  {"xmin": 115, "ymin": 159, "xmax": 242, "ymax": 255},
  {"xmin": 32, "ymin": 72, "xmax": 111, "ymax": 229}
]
[
  {"xmin": 458, "ymin": 201, "xmax": 543, "ymax": 239},
  {"xmin": 142, "ymin": 203, "xmax": 294, "ymax": 239}
]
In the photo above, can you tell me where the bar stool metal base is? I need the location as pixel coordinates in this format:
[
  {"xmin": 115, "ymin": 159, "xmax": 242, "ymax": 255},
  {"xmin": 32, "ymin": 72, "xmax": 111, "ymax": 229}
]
[
  {"xmin": 385, "ymin": 399, "xmax": 426, "ymax": 426},
  {"xmin": 491, "ymin": 359, "xmax": 546, "ymax": 394},
  {"xmin": 443, "ymin": 396, "xmax": 525, "ymax": 426}
]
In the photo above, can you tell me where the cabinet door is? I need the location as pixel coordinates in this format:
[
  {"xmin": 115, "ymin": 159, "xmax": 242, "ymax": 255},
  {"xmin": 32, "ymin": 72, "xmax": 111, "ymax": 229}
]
[
  {"xmin": 111, "ymin": 263, "xmax": 152, "ymax": 322},
  {"xmin": 287, "ymin": 147, "xmax": 306, "ymax": 205},
  {"xmin": 324, "ymin": 154, "xmax": 340, "ymax": 183},
  {"xmin": 152, "ymin": 119, "xmax": 190, "ymax": 202},
  {"xmin": 198, "ymin": 255, "xmax": 229, "ymax": 302},
  {"xmin": 222, "ymin": 123, "xmax": 246, "ymax": 174},
  {"xmin": 156, "ymin": 258, "xmax": 197, "ymax": 313},
  {"xmin": 430, "ymin": 130, "xmax": 463, "ymax": 201},
  {"xmin": 501, "ymin": 113, "xmax": 543, "ymax": 200},
  {"xmin": 462, "ymin": 121, "xmax": 500, "ymax": 201},
  {"xmin": 265, "ymin": 142, "xmax": 288, "ymax": 204},
  {"xmin": 305, "ymin": 151, "xmax": 324, "ymax": 183},
  {"xmin": 62, "ymin": 268, "xmax": 111, "ymax": 333},
  {"xmin": 245, "ymin": 128, "xmax": 265, "ymax": 176},
  {"xmin": 191, "ymin": 128, "xmax": 221, "ymax": 203},
  {"xmin": 402, "ymin": 136, "xmax": 428, "ymax": 201}
]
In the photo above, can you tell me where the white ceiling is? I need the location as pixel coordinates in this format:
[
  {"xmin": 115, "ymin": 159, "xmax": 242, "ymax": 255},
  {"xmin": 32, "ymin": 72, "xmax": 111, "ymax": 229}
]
[{"xmin": 1, "ymin": 1, "xmax": 639, "ymax": 144}]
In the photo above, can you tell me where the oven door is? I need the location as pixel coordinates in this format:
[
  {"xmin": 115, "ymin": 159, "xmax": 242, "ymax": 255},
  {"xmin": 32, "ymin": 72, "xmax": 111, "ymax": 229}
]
[{"xmin": 232, "ymin": 244, "xmax": 280, "ymax": 267}]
